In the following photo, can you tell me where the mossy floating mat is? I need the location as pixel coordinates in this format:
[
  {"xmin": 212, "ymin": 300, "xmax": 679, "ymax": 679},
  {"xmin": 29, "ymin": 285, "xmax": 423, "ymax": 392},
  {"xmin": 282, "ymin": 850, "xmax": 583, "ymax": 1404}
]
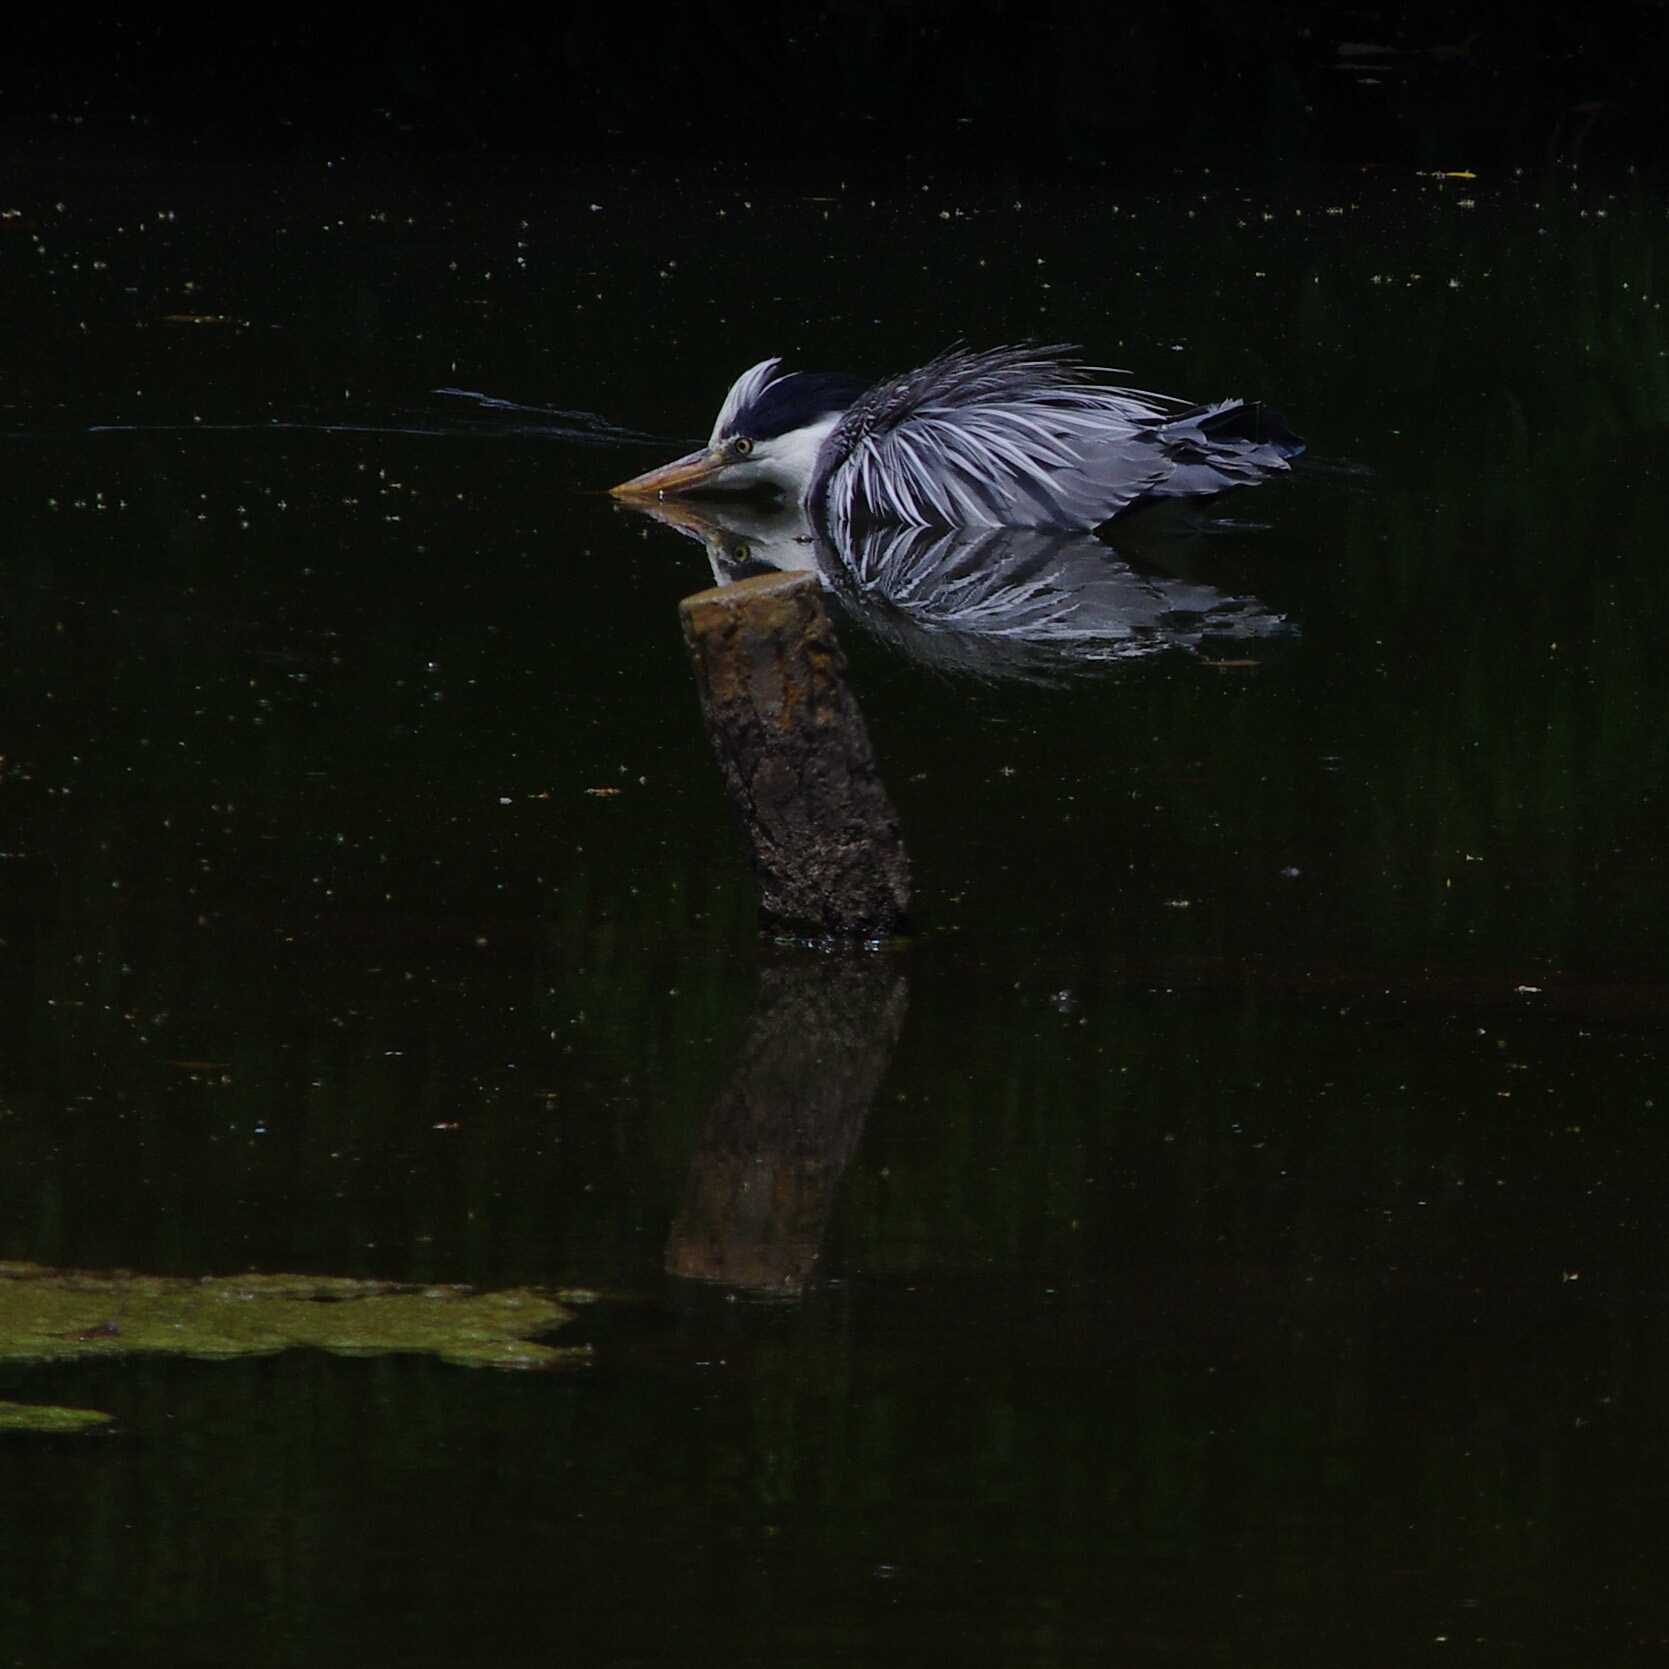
[
  {"xmin": 0, "ymin": 1399, "xmax": 115, "ymax": 1434},
  {"xmin": 0, "ymin": 1261, "xmax": 588, "ymax": 1372}
]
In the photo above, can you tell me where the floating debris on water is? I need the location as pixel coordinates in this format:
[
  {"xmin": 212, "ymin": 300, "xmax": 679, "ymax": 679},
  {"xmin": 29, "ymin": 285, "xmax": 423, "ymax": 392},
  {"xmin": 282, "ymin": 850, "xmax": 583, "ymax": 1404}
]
[
  {"xmin": 0, "ymin": 1399, "xmax": 115, "ymax": 1435},
  {"xmin": 0, "ymin": 1262, "xmax": 587, "ymax": 1371}
]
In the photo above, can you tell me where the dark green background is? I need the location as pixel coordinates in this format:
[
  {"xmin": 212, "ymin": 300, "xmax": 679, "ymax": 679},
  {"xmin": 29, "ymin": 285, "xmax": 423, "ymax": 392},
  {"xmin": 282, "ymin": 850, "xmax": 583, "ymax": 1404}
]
[{"xmin": 3, "ymin": 145, "xmax": 1666, "ymax": 1664}]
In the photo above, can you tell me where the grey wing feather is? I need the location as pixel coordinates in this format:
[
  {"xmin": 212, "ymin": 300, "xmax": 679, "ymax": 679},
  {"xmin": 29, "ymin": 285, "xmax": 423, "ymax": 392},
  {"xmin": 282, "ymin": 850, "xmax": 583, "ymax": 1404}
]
[
  {"xmin": 1140, "ymin": 400, "xmax": 1301, "ymax": 499},
  {"xmin": 815, "ymin": 345, "xmax": 1294, "ymax": 531}
]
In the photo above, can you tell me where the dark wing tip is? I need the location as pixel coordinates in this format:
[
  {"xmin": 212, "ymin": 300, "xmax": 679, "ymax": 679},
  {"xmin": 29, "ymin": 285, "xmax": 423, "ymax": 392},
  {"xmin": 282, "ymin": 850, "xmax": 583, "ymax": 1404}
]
[{"xmin": 1194, "ymin": 401, "xmax": 1305, "ymax": 459}]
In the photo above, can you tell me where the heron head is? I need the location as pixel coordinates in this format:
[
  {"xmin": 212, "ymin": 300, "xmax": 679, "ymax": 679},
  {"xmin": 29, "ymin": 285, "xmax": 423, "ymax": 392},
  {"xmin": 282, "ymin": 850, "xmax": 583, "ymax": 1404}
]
[{"xmin": 611, "ymin": 359, "xmax": 864, "ymax": 505}]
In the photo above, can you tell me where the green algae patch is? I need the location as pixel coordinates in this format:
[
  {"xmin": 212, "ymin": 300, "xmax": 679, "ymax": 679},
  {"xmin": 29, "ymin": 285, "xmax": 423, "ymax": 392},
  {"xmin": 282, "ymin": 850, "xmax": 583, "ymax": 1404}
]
[
  {"xmin": 0, "ymin": 1262, "xmax": 585, "ymax": 1371},
  {"xmin": 0, "ymin": 1398, "xmax": 115, "ymax": 1434}
]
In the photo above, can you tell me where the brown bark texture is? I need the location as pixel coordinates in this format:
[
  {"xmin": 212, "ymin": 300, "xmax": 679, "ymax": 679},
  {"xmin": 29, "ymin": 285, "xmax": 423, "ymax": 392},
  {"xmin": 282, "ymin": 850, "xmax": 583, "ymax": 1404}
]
[{"xmin": 679, "ymin": 572, "xmax": 911, "ymax": 938}]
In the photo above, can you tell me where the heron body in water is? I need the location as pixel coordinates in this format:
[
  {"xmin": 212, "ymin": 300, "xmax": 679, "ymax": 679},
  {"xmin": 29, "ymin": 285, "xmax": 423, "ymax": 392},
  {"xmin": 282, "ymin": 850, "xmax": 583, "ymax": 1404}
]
[{"xmin": 612, "ymin": 344, "xmax": 1301, "ymax": 531}]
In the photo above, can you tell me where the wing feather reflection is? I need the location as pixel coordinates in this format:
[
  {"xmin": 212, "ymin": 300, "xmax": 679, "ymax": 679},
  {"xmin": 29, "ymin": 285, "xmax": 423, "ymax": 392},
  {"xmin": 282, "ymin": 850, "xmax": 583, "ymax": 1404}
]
[{"xmin": 624, "ymin": 498, "xmax": 1292, "ymax": 682}]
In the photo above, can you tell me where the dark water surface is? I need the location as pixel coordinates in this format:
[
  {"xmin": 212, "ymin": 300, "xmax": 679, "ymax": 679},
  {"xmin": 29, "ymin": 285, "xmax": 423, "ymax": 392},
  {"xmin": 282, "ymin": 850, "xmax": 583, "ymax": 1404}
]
[{"xmin": 3, "ymin": 154, "xmax": 1667, "ymax": 1664}]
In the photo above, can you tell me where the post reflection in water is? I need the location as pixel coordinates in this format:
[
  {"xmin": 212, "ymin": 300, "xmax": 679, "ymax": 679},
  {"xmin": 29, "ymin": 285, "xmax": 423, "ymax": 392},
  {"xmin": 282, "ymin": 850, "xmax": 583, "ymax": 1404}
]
[
  {"xmin": 623, "ymin": 495, "xmax": 1292, "ymax": 682},
  {"xmin": 667, "ymin": 953, "xmax": 908, "ymax": 1294}
]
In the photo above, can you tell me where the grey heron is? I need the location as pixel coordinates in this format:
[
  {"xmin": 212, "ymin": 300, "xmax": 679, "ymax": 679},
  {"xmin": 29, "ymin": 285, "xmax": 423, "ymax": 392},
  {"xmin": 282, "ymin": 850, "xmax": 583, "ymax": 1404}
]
[{"xmin": 611, "ymin": 343, "xmax": 1302, "ymax": 531}]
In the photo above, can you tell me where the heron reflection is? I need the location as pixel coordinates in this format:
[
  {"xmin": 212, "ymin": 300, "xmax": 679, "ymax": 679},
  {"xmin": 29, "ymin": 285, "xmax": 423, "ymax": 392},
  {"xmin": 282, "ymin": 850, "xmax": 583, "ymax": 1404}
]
[{"xmin": 625, "ymin": 494, "xmax": 1290, "ymax": 681}]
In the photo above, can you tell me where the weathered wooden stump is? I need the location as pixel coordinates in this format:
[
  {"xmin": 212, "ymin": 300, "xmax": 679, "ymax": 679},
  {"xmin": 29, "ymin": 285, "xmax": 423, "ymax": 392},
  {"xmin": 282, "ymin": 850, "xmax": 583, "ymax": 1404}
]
[
  {"xmin": 666, "ymin": 955, "xmax": 909, "ymax": 1292},
  {"xmin": 679, "ymin": 571, "xmax": 910, "ymax": 938}
]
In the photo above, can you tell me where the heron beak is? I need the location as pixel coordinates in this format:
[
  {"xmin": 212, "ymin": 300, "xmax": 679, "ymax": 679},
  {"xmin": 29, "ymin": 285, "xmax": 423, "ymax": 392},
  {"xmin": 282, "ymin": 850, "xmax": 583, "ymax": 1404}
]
[{"xmin": 610, "ymin": 446, "xmax": 730, "ymax": 501}]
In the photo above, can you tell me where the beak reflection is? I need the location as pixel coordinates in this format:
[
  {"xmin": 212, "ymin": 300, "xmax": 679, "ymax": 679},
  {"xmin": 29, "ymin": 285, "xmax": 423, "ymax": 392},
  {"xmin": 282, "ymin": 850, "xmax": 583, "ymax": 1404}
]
[{"xmin": 610, "ymin": 446, "xmax": 730, "ymax": 502}]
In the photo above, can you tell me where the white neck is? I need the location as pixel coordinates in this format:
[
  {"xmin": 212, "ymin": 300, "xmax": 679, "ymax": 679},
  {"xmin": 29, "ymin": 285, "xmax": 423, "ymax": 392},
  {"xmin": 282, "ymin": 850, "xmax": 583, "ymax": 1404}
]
[{"xmin": 753, "ymin": 414, "xmax": 842, "ymax": 502}]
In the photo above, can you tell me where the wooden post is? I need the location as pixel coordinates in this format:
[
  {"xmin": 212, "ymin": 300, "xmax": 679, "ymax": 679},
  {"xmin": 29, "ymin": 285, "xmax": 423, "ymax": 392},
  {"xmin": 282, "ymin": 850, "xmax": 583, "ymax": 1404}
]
[{"xmin": 679, "ymin": 571, "xmax": 910, "ymax": 938}]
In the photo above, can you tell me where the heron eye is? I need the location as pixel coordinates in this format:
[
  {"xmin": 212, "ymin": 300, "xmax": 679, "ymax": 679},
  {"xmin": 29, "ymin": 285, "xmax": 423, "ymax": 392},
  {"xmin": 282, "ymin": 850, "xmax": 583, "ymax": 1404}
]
[{"xmin": 732, "ymin": 436, "xmax": 754, "ymax": 457}]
